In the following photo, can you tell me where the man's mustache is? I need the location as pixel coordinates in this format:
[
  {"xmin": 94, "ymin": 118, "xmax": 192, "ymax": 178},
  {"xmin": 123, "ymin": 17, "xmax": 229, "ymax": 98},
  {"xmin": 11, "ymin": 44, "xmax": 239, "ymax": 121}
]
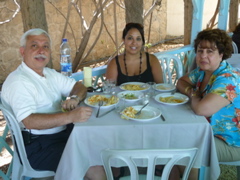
[{"xmin": 34, "ymin": 54, "xmax": 47, "ymax": 59}]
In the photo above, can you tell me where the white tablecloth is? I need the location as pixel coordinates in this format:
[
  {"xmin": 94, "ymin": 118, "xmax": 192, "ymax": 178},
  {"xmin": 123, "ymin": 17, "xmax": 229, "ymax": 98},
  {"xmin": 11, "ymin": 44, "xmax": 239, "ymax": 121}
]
[{"xmin": 55, "ymin": 90, "xmax": 220, "ymax": 180}]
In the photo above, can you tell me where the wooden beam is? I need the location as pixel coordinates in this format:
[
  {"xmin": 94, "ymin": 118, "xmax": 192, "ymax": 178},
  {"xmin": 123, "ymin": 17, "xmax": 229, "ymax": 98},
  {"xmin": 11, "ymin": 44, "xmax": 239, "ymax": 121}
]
[
  {"xmin": 229, "ymin": 0, "xmax": 239, "ymax": 32},
  {"xmin": 184, "ymin": 0, "xmax": 193, "ymax": 45}
]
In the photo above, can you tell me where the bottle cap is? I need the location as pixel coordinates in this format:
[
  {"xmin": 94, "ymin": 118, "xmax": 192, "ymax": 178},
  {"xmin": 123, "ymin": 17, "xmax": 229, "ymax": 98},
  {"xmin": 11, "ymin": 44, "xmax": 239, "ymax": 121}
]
[{"xmin": 62, "ymin": 38, "xmax": 67, "ymax": 42}]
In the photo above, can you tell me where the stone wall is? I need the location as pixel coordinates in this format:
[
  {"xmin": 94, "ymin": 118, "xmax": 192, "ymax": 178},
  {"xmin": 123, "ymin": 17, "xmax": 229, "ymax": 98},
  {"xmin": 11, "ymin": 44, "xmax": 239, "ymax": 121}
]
[{"xmin": 0, "ymin": 0, "xmax": 167, "ymax": 84}]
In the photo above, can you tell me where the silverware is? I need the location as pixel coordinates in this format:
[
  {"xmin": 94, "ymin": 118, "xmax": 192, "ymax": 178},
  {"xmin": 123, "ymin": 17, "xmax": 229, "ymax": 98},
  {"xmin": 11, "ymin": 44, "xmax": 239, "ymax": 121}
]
[
  {"xmin": 160, "ymin": 114, "xmax": 166, "ymax": 121},
  {"xmin": 96, "ymin": 100, "xmax": 104, "ymax": 117},
  {"xmin": 135, "ymin": 103, "xmax": 149, "ymax": 116},
  {"xmin": 98, "ymin": 107, "xmax": 116, "ymax": 118}
]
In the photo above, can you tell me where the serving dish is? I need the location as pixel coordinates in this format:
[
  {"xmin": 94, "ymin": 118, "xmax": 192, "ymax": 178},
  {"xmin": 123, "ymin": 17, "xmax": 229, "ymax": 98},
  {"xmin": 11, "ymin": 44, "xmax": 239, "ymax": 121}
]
[
  {"xmin": 119, "ymin": 82, "xmax": 149, "ymax": 91},
  {"xmin": 84, "ymin": 94, "xmax": 119, "ymax": 108},
  {"xmin": 120, "ymin": 105, "xmax": 161, "ymax": 121},
  {"xmin": 154, "ymin": 93, "xmax": 189, "ymax": 105}
]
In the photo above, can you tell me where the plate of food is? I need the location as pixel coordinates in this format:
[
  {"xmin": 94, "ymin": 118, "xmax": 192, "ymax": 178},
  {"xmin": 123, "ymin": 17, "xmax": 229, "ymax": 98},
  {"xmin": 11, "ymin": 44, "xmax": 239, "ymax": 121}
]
[
  {"xmin": 84, "ymin": 94, "xmax": 119, "ymax": 108},
  {"xmin": 119, "ymin": 82, "xmax": 149, "ymax": 91},
  {"xmin": 117, "ymin": 91, "xmax": 143, "ymax": 102},
  {"xmin": 120, "ymin": 106, "xmax": 161, "ymax": 121},
  {"xmin": 154, "ymin": 83, "xmax": 176, "ymax": 92},
  {"xmin": 154, "ymin": 93, "xmax": 189, "ymax": 105}
]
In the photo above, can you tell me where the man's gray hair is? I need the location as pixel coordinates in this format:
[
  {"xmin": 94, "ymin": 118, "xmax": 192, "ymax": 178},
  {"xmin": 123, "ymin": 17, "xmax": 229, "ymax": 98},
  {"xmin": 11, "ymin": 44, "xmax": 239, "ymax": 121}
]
[{"xmin": 20, "ymin": 28, "xmax": 51, "ymax": 47}]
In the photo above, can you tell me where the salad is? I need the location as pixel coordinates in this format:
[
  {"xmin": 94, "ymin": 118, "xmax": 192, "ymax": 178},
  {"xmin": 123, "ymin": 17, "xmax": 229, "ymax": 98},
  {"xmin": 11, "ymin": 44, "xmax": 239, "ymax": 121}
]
[{"xmin": 123, "ymin": 93, "xmax": 138, "ymax": 99}]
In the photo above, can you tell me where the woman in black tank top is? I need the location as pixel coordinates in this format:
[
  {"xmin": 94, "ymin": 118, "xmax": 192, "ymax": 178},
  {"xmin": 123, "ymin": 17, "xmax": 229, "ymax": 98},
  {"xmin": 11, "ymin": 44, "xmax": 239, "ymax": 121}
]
[{"xmin": 106, "ymin": 23, "xmax": 164, "ymax": 86}]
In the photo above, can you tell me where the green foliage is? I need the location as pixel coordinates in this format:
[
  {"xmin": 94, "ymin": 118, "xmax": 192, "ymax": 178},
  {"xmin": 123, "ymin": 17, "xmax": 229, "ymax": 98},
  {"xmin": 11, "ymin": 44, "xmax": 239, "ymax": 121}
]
[{"xmin": 144, "ymin": 43, "xmax": 152, "ymax": 48}]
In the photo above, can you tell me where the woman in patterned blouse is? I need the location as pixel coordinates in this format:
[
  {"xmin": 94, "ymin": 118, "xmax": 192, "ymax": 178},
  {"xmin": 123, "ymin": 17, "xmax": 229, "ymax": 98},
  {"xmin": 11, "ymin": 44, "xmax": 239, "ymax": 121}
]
[{"xmin": 177, "ymin": 28, "xmax": 240, "ymax": 179}]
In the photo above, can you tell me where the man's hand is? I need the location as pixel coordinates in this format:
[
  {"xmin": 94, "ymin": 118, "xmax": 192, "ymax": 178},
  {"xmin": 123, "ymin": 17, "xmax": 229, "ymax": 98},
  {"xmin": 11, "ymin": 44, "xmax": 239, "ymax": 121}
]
[
  {"xmin": 61, "ymin": 99, "xmax": 79, "ymax": 111},
  {"xmin": 71, "ymin": 106, "xmax": 93, "ymax": 123}
]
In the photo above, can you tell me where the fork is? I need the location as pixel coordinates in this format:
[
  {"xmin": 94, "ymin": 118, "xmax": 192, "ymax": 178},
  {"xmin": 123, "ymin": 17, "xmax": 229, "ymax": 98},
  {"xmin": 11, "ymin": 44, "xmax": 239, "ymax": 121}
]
[
  {"xmin": 96, "ymin": 100, "xmax": 104, "ymax": 117},
  {"xmin": 135, "ymin": 103, "xmax": 149, "ymax": 116}
]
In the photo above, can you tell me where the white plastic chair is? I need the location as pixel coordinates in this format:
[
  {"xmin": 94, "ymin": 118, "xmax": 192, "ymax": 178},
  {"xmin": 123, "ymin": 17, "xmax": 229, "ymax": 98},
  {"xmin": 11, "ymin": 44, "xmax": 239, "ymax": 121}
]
[
  {"xmin": 0, "ymin": 125, "xmax": 13, "ymax": 180},
  {"xmin": 0, "ymin": 104, "xmax": 55, "ymax": 180},
  {"xmin": 0, "ymin": 94, "xmax": 13, "ymax": 180},
  {"xmin": 155, "ymin": 54, "xmax": 184, "ymax": 85},
  {"xmin": 232, "ymin": 41, "xmax": 238, "ymax": 54},
  {"xmin": 101, "ymin": 148, "xmax": 198, "ymax": 180}
]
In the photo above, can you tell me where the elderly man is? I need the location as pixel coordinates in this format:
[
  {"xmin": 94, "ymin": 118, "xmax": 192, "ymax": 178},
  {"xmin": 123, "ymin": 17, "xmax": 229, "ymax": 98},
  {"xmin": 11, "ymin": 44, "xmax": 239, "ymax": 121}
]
[{"xmin": 1, "ymin": 28, "xmax": 106, "ymax": 180}]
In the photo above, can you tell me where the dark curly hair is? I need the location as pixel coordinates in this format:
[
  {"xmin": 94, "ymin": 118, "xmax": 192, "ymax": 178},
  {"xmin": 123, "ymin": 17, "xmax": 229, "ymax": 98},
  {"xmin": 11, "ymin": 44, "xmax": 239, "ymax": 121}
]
[
  {"xmin": 122, "ymin": 23, "xmax": 145, "ymax": 45},
  {"xmin": 194, "ymin": 28, "xmax": 233, "ymax": 60}
]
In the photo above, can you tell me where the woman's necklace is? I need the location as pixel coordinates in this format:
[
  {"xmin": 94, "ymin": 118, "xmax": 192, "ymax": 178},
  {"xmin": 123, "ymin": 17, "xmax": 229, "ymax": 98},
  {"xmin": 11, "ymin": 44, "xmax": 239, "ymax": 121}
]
[{"xmin": 123, "ymin": 52, "xmax": 142, "ymax": 81}]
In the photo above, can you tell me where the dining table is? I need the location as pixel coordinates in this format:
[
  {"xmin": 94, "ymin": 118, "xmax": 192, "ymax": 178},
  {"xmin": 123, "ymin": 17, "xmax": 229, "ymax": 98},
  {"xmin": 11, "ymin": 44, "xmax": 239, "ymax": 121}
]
[{"xmin": 55, "ymin": 86, "xmax": 220, "ymax": 180}]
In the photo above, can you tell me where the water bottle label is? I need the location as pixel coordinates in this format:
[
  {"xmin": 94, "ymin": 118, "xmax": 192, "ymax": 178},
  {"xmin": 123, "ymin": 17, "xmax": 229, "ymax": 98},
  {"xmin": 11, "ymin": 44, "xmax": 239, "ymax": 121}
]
[
  {"xmin": 60, "ymin": 55, "xmax": 71, "ymax": 63},
  {"xmin": 61, "ymin": 63, "xmax": 72, "ymax": 72}
]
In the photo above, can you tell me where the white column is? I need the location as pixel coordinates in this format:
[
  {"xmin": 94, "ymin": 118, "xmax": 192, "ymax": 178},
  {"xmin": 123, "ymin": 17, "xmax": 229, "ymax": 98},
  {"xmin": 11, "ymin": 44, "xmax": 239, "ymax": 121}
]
[
  {"xmin": 218, "ymin": 0, "xmax": 230, "ymax": 30},
  {"xmin": 191, "ymin": 0, "xmax": 205, "ymax": 43}
]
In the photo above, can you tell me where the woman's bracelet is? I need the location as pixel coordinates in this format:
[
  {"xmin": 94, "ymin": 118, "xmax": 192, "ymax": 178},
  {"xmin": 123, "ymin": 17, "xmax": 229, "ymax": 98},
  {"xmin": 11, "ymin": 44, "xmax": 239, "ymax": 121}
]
[
  {"xmin": 191, "ymin": 93, "xmax": 196, "ymax": 97},
  {"xmin": 184, "ymin": 86, "xmax": 191, "ymax": 94}
]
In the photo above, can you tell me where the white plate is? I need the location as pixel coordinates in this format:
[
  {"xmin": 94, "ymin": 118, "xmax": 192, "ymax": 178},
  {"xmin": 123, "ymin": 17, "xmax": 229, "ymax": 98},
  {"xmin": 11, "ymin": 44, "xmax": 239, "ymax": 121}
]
[
  {"xmin": 121, "ymin": 105, "xmax": 161, "ymax": 121},
  {"xmin": 154, "ymin": 83, "xmax": 176, "ymax": 92},
  {"xmin": 154, "ymin": 93, "xmax": 189, "ymax": 105},
  {"xmin": 117, "ymin": 91, "xmax": 143, "ymax": 102},
  {"xmin": 84, "ymin": 94, "xmax": 119, "ymax": 108},
  {"xmin": 119, "ymin": 82, "xmax": 150, "ymax": 91}
]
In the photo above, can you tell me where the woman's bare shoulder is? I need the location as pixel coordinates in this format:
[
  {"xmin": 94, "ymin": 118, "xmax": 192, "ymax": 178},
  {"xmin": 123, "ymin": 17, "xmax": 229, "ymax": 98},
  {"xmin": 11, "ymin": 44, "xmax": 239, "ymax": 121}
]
[
  {"xmin": 148, "ymin": 53, "xmax": 160, "ymax": 64},
  {"xmin": 107, "ymin": 57, "xmax": 116, "ymax": 65},
  {"xmin": 107, "ymin": 55, "xmax": 119, "ymax": 69}
]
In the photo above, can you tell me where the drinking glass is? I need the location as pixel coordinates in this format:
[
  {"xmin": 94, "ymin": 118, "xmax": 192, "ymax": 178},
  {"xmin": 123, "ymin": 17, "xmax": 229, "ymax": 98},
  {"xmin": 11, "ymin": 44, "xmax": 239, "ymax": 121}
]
[
  {"xmin": 115, "ymin": 97, "xmax": 125, "ymax": 113},
  {"xmin": 147, "ymin": 82, "xmax": 156, "ymax": 97},
  {"xmin": 102, "ymin": 80, "xmax": 116, "ymax": 94},
  {"xmin": 141, "ymin": 93, "xmax": 150, "ymax": 105},
  {"xmin": 108, "ymin": 79, "xmax": 116, "ymax": 94},
  {"xmin": 102, "ymin": 80, "xmax": 111, "ymax": 94}
]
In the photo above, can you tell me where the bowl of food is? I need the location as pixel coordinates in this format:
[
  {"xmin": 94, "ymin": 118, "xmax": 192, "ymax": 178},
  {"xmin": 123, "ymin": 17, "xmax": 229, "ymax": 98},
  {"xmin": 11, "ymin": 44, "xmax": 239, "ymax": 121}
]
[
  {"xmin": 120, "ymin": 106, "xmax": 161, "ymax": 121},
  {"xmin": 84, "ymin": 94, "xmax": 119, "ymax": 108},
  {"xmin": 117, "ymin": 91, "xmax": 143, "ymax": 102},
  {"xmin": 154, "ymin": 93, "xmax": 189, "ymax": 105},
  {"xmin": 119, "ymin": 82, "xmax": 149, "ymax": 91},
  {"xmin": 154, "ymin": 83, "xmax": 176, "ymax": 92}
]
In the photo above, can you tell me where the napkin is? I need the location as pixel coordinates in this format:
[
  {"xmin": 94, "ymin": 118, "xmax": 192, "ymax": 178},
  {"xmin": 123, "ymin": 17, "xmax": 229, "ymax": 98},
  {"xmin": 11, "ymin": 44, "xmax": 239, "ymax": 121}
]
[{"xmin": 83, "ymin": 67, "xmax": 92, "ymax": 87}]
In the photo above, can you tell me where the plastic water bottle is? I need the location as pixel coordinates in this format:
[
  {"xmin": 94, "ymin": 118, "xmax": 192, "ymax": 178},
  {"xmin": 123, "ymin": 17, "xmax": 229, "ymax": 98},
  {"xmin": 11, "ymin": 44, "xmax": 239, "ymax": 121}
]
[{"xmin": 60, "ymin": 38, "xmax": 72, "ymax": 77}]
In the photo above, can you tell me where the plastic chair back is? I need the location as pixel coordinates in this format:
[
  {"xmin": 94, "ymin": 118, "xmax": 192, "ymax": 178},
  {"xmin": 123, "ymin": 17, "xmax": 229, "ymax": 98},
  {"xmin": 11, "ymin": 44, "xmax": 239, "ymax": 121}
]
[
  {"xmin": 156, "ymin": 54, "xmax": 183, "ymax": 85},
  {"xmin": 101, "ymin": 148, "xmax": 198, "ymax": 180},
  {"xmin": 232, "ymin": 41, "xmax": 238, "ymax": 54},
  {"xmin": 0, "ymin": 125, "xmax": 13, "ymax": 180},
  {"xmin": 0, "ymin": 104, "xmax": 55, "ymax": 180},
  {"xmin": 71, "ymin": 65, "xmax": 107, "ymax": 86}
]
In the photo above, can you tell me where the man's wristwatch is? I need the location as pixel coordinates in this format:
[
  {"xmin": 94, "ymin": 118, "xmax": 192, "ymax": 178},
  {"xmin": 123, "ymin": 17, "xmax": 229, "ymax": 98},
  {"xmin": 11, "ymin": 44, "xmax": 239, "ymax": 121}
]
[{"xmin": 70, "ymin": 95, "xmax": 81, "ymax": 104}]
